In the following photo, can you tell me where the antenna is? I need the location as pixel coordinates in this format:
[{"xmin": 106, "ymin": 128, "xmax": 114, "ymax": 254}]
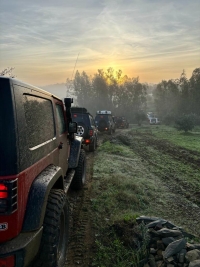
[
  {"xmin": 66, "ymin": 53, "xmax": 80, "ymax": 98},
  {"xmin": 71, "ymin": 52, "xmax": 80, "ymax": 80}
]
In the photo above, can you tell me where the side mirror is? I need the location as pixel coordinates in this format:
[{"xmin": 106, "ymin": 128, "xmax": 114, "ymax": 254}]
[{"xmin": 68, "ymin": 122, "xmax": 77, "ymax": 133}]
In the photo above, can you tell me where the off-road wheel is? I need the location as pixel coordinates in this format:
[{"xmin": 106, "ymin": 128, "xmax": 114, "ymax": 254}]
[
  {"xmin": 77, "ymin": 122, "xmax": 87, "ymax": 138},
  {"xmin": 34, "ymin": 189, "xmax": 69, "ymax": 267},
  {"xmin": 71, "ymin": 149, "xmax": 86, "ymax": 190},
  {"xmin": 89, "ymin": 139, "xmax": 96, "ymax": 152}
]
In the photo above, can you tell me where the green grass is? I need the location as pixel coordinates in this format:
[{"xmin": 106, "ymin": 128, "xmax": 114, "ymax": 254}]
[
  {"xmin": 129, "ymin": 124, "xmax": 200, "ymax": 152},
  {"xmin": 90, "ymin": 128, "xmax": 200, "ymax": 266}
]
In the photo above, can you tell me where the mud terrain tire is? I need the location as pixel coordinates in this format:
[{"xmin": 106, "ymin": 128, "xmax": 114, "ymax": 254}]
[
  {"xmin": 71, "ymin": 149, "xmax": 86, "ymax": 190},
  {"xmin": 34, "ymin": 189, "xmax": 69, "ymax": 267}
]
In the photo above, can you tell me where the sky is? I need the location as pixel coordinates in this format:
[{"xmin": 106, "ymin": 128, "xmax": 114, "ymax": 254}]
[{"xmin": 0, "ymin": 0, "xmax": 200, "ymax": 86}]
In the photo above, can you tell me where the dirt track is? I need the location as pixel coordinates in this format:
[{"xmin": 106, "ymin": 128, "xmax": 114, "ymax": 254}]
[{"xmin": 65, "ymin": 149, "xmax": 95, "ymax": 267}]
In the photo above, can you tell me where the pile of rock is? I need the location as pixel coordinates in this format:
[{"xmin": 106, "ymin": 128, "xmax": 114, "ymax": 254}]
[{"xmin": 136, "ymin": 216, "xmax": 200, "ymax": 267}]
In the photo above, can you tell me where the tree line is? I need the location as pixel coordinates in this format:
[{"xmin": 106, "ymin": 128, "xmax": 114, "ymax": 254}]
[
  {"xmin": 69, "ymin": 67, "xmax": 147, "ymax": 123},
  {"xmin": 70, "ymin": 67, "xmax": 200, "ymax": 127},
  {"xmin": 154, "ymin": 68, "xmax": 200, "ymax": 127}
]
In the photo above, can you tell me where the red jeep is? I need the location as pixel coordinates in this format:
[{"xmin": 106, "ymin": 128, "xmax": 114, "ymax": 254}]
[{"xmin": 0, "ymin": 77, "xmax": 86, "ymax": 267}]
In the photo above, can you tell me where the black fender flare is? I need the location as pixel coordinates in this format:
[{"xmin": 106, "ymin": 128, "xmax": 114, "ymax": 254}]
[
  {"xmin": 22, "ymin": 165, "xmax": 64, "ymax": 231},
  {"xmin": 68, "ymin": 136, "xmax": 83, "ymax": 169}
]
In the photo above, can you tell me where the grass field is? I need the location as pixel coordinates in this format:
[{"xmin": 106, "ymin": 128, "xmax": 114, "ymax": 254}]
[{"xmin": 90, "ymin": 125, "xmax": 200, "ymax": 267}]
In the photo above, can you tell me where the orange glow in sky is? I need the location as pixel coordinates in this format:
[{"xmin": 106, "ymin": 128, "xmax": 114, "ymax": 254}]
[{"xmin": 0, "ymin": 1, "xmax": 199, "ymax": 86}]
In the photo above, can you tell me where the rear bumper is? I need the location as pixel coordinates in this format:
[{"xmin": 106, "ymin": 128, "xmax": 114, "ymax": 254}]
[{"xmin": 0, "ymin": 227, "xmax": 43, "ymax": 267}]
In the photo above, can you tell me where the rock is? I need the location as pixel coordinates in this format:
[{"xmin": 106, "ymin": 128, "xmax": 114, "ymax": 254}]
[
  {"xmin": 157, "ymin": 228, "xmax": 182, "ymax": 237},
  {"xmin": 163, "ymin": 238, "xmax": 187, "ymax": 259},
  {"xmin": 162, "ymin": 237, "xmax": 175, "ymax": 246},
  {"xmin": 185, "ymin": 249, "xmax": 200, "ymax": 262},
  {"xmin": 150, "ymin": 248, "xmax": 157, "ymax": 254},
  {"xmin": 187, "ymin": 243, "xmax": 200, "ymax": 250},
  {"xmin": 178, "ymin": 249, "xmax": 187, "ymax": 263},
  {"xmin": 157, "ymin": 240, "xmax": 165, "ymax": 250},
  {"xmin": 146, "ymin": 219, "xmax": 167, "ymax": 229},
  {"xmin": 149, "ymin": 254, "xmax": 156, "ymax": 267},
  {"xmin": 136, "ymin": 216, "xmax": 161, "ymax": 224},
  {"xmin": 188, "ymin": 259, "xmax": 200, "ymax": 267}
]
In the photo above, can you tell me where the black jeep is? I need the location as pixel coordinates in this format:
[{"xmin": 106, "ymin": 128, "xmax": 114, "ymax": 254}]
[
  {"xmin": 95, "ymin": 110, "xmax": 116, "ymax": 134},
  {"xmin": 71, "ymin": 107, "xmax": 98, "ymax": 152}
]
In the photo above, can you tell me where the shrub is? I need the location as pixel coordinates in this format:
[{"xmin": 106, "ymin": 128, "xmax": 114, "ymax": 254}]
[{"xmin": 175, "ymin": 114, "xmax": 195, "ymax": 132}]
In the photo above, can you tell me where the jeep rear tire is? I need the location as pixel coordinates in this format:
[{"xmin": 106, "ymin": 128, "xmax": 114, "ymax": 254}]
[
  {"xmin": 34, "ymin": 189, "xmax": 69, "ymax": 267},
  {"xmin": 71, "ymin": 149, "xmax": 86, "ymax": 190}
]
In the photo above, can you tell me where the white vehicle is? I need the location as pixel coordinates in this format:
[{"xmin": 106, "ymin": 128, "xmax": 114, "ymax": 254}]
[{"xmin": 149, "ymin": 118, "xmax": 160, "ymax": 125}]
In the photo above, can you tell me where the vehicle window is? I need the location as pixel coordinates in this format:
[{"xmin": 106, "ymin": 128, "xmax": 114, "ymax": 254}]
[
  {"xmin": 90, "ymin": 115, "xmax": 95, "ymax": 126},
  {"xmin": 95, "ymin": 115, "xmax": 108, "ymax": 122},
  {"xmin": 72, "ymin": 113, "xmax": 90, "ymax": 125},
  {"xmin": 23, "ymin": 95, "xmax": 55, "ymax": 148},
  {"xmin": 56, "ymin": 104, "xmax": 66, "ymax": 134}
]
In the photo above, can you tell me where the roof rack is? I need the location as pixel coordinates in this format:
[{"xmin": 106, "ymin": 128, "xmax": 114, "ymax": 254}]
[{"xmin": 96, "ymin": 110, "xmax": 112, "ymax": 115}]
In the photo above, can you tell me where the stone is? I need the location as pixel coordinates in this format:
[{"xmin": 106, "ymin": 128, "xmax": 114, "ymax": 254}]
[
  {"xmin": 163, "ymin": 238, "xmax": 187, "ymax": 259},
  {"xmin": 157, "ymin": 250, "xmax": 164, "ymax": 256},
  {"xmin": 149, "ymin": 254, "xmax": 157, "ymax": 267},
  {"xmin": 156, "ymin": 261, "xmax": 164, "ymax": 267},
  {"xmin": 150, "ymin": 248, "xmax": 157, "ymax": 254},
  {"xmin": 155, "ymin": 255, "xmax": 163, "ymax": 261},
  {"xmin": 157, "ymin": 240, "xmax": 165, "ymax": 250},
  {"xmin": 178, "ymin": 249, "xmax": 187, "ymax": 263},
  {"xmin": 162, "ymin": 237, "xmax": 175, "ymax": 246},
  {"xmin": 136, "ymin": 216, "xmax": 161, "ymax": 224},
  {"xmin": 146, "ymin": 219, "xmax": 167, "ymax": 229},
  {"xmin": 157, "ymin": 228, "xmax": 182, "ymax": 237},
  {"xmin": 185, "ymin": 249, "xmax": 200, "ymax": 262},
  {"xmin": 188, "ymin": 259, "xmax": 200, "ymax": 267},
  {"xmin": 187, "ymin": 243, "xmax": 200, "ymax": 250}
]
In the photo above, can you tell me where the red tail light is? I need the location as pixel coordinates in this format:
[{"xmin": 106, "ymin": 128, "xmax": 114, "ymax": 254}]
[
  {"xmin": 0, "ymin": 255, "xmax": 15, "ymax": 267},
  {"xmin": 89, "ymin": 130, "xmax": 93, "ymax": 136},
  {"xmin": 0, "ymin": 179, "xmax": 18, "ymax": 214},
  {"xmin": 0, "ymin": 184, "xmax": 8, "ymax": 198}
]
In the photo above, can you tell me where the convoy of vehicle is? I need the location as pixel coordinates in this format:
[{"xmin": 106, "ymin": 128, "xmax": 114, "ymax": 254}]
[{"xmin": 0, "ymin": 76, "xmax": 153, "ymax": 267}]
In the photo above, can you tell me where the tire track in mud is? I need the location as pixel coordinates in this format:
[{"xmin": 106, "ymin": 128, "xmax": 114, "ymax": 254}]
[
  {"xmin": 136, "ymin": 133, "xmax": 200, "ymax": 169},
  {"xmin": 116, "ymin": 132, "xmax": 200, "ymax": 206},
  {"xmin": 65, "ymin": 151, "xmax": 95, "ymax": 267}
]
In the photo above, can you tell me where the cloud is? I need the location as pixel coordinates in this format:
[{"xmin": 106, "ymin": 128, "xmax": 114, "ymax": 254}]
[{"xmin": 0, "ymin": 0, "xmax": 199, "ymax": 85}]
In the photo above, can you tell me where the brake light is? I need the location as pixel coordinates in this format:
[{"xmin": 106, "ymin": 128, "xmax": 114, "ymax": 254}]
[
  {"xmin": 89, "ymin": 130, "xmax": 93, "ymax": 136},
  {"xmin": 0, "ymin": 255, "xmax": 15, "ymax": 267},
  {"xmin": 73, "ymin": 114, "xmax": 77, "ymax": 117},
  {"xmin": 85, "ymin": 139, "xmax": 90, "ymax": 144},
  {"xmin": 0, "ymin": 179, "xmax": 18, "ymax": 214},
  {"xmin": 0, "ymin": 184, "xmax": 8, "ymax": 198}
]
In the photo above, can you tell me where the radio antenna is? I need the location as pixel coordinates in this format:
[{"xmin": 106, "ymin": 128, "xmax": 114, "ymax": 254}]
[{"xmin": 71, "ymin": 52, "xmax": 80, "ymax": 81}]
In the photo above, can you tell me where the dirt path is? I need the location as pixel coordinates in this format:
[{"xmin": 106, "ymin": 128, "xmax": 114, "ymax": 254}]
[{"xmin": 65, "ymin": 150, "xmax": 96, "ymax": 267}]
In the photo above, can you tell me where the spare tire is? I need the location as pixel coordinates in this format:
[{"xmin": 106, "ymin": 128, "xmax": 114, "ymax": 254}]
[
  {"xmin": 76, "ymin": 122, "xmax": 87, "ymax": 138},
  {"xmin": 98, "ymin": 119, "xmax": 107, "ymax": 132}
]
